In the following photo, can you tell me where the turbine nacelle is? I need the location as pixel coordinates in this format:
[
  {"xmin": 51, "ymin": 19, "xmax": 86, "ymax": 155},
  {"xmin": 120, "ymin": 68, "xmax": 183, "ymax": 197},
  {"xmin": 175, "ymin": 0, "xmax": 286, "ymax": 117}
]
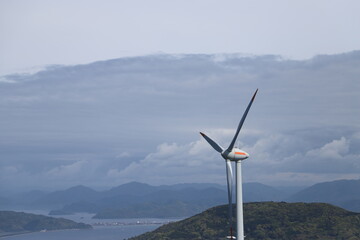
[{"xmin": 222, "ymin": 148, "xmax": 249, "ymax": 161}]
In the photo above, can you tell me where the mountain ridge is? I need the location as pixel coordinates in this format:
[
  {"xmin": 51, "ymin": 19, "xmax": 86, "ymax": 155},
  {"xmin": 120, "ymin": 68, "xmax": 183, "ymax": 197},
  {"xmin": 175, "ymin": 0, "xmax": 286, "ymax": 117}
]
[
  {"xmin": 2, "ymin": 179, "xmax": 360, "ymax": 218},
  {"xmin": 288, "ymin": 179, "xmax": 360, "ymax": 212}
]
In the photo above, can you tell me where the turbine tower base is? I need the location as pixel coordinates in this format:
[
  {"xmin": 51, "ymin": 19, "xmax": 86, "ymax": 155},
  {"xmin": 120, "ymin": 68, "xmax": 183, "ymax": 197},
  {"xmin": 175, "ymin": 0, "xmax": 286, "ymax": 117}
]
[{"xmin": 236, "ymin": 160, "xmax": 244, "ymax": 240}]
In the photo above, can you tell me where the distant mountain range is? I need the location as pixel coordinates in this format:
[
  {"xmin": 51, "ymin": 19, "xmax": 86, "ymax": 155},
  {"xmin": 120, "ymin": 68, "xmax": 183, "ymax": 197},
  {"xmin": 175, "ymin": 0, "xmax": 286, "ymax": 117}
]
[
  {"xmin": 287, "ymin": 179, "xmax": 360, "ymax": 212},
  {"xmin": 129, "ymin": 202, "xmax": 360, "ymax": 240},
  {"xmin": 2, "ymin": 181, "xmax": 293, "ymax": 218},
  {"xmin": 1, "ymin": 179, "xmax": 359, "ymax": 218}
]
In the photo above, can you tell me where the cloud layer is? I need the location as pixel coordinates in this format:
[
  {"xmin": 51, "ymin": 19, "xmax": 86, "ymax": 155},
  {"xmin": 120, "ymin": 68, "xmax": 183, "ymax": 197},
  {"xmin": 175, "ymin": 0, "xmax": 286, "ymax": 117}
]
[{"xmin": 1, "ymin": 52, "xmax": 359, "ymax": 191}]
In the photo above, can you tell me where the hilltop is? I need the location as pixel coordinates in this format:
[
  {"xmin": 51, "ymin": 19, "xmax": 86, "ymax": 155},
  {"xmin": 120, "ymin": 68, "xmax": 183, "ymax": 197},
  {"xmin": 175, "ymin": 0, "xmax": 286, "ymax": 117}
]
[{"xmin": 130, "ymin": 202, "xmax": 360, "ymax": 240}]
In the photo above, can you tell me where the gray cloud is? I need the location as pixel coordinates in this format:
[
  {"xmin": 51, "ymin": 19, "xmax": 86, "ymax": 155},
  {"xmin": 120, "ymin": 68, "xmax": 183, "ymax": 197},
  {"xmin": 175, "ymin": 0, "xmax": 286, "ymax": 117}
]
[
  {"xmin": 1, "ymin": 52, "xmax": 359, "ymax": 191},
  {"xmin": 243, "ymin": 127, "xmax": 360, "ymax": 186}
]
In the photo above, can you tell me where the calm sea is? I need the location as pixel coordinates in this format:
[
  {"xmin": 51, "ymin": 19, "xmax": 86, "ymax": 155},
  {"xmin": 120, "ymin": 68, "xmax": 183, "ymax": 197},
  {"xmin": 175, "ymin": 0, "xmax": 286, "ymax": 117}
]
[{"xmin": 3, "ymin": 210, "xmax": 182, "ymax": 240}]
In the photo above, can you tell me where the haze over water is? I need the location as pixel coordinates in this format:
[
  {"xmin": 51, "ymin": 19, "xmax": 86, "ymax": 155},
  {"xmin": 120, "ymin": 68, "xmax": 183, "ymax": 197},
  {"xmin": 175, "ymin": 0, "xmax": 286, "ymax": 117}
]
[{"xmin": 2, "ymin": 211, "xmax": 180, "ymax": 240}]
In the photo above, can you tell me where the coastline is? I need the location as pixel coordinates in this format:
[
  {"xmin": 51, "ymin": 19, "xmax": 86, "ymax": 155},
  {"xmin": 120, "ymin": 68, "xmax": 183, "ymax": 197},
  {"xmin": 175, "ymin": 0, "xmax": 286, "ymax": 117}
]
[
  {"xmin": 0, "ymin": 228, "xmax": 92, "ymax": 239},
  {"xmin": 0, "ymin": 231, "xmax": 33, "ymax": 238}
]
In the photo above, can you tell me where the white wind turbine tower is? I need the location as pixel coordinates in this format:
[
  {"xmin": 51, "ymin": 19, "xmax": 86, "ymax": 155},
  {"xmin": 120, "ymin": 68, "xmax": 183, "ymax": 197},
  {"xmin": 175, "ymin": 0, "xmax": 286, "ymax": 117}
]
[{"xmin": 200, "ymin": 89, "xmax": 258, "ymax": 240}]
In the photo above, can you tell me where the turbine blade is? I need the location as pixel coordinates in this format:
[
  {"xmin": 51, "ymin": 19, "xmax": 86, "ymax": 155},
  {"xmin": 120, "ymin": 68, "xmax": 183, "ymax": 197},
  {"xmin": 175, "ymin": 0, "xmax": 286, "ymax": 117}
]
[
  {"xmin": 200, "ymin": 132, "xmax": 224, "ymax": 153},
  {"xmin": 227, "ymin": 89, "xmax": 258, "ymax": 152},
  {"xmin": 226, "ymin": 160, "xmax": 233, "ymax": 236}
]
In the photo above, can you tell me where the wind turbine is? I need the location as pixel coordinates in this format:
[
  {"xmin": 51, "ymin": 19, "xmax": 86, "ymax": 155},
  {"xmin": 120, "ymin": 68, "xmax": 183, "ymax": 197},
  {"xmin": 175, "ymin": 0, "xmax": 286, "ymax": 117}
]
[{"xmin": 200, "ymin": 89, "xmax": 258, "ymax": 240}]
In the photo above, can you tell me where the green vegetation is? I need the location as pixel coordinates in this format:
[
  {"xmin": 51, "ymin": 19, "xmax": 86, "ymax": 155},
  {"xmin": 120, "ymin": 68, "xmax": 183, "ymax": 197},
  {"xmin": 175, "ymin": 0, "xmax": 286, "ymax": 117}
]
[
  {"xmin": 130, "ymin": 202, "xmax": 360, "ymax": 240},
  {"xmin": 0, "ymin": 211, "xmax": 91, "ymax": 236}
]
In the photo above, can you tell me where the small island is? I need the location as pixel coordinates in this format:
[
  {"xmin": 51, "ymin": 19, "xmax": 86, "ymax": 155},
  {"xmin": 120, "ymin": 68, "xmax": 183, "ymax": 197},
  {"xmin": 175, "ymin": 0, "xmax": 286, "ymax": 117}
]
[{"xmin": 0, "ymin": 210, "xmax": 92, "ymax": 237}]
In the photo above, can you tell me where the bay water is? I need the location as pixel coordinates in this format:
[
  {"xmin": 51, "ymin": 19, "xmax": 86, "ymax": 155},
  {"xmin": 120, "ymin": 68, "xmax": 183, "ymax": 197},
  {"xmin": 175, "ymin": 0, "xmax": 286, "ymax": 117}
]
[{"xmin": 2, "ymin": 210, "xmax": 182, "ymax": 240}]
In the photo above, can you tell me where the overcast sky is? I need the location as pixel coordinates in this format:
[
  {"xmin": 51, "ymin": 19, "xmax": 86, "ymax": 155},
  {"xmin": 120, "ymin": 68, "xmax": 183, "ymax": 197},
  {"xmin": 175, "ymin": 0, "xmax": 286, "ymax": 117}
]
[
  {"xmin": 1, "ymin": 52, "xmax": 359, "ymax": 192},
  {"xmin": 1, "ymin": 0, "xmax": 360, "ymax": 75},
  {"xmin": 1, "ymin": 1, "xmax": 360, "ymax": 192}
]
